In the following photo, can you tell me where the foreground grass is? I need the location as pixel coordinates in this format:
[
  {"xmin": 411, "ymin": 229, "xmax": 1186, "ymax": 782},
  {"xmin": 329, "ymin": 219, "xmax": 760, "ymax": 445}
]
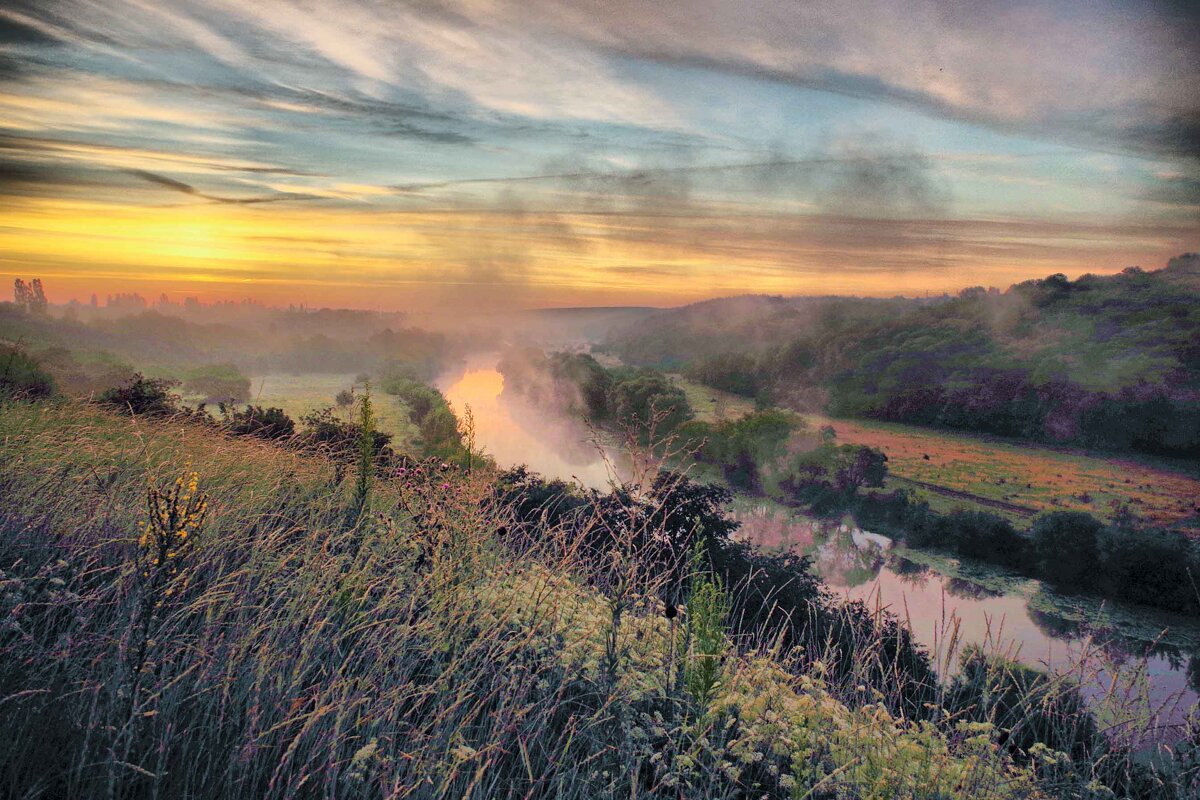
[{"xmin": 0, "ymin": 401, "xmax": 1065, "ymax": 798}]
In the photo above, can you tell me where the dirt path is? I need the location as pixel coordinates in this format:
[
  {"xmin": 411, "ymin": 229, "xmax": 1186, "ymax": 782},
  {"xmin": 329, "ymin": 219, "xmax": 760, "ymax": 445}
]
[{"xmin": 888, "ymin": 475, "xmax": 1038, "ymax": 517}]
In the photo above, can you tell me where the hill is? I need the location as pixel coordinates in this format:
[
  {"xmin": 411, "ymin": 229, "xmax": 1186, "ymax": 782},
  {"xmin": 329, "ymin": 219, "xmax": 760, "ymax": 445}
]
[
  {"xmin": 603, "ymin": 255, "xmax": 1200, "ymax": 459},
  {"xmin": 5, "ymin": 400, "xmax": 1195, "ymax": 797}
]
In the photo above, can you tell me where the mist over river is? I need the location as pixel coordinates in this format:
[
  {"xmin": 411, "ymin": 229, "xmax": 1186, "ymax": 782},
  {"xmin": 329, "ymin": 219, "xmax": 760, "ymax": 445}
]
[
  {"xmin": 437, "ymin": 355, "xmax": 1200, "ymax": 744},
  {"xmin": 438, "ymin": 354, "xmax": 619, "ymax": 489}
]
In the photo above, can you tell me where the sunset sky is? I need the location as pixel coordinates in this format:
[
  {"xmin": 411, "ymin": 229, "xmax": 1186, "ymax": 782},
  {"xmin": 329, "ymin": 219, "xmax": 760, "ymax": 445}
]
[{"xmin": 0, "ymin": 0, "xmax": 1197, "ymax": 309}]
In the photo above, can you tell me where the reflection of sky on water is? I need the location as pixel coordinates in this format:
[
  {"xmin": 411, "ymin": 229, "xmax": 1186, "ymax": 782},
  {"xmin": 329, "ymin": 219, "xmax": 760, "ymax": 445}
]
[
  {"xmin": 437, "ymin": 355, "xmax": 618, "ymax": 490},
  {"xmin": 436, "ymin": 368, "xmax": 1200, "ymax": 744},
  {"xmin": 735, "ymin": 504, "xmax": 1200, "ymax": 744}
]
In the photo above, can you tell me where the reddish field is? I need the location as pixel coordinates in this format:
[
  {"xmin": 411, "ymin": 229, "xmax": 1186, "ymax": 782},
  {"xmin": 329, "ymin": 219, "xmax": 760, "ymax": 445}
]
[{"xmin": 814, "ymin": 416, "xmax": 1200, "ymax": 534}]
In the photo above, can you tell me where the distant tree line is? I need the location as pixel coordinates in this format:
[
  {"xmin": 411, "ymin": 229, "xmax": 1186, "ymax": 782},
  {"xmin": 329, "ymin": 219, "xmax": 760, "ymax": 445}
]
[{"xmin": 605, "ymin": 260, "xmax": 1200, "ymax": 459}]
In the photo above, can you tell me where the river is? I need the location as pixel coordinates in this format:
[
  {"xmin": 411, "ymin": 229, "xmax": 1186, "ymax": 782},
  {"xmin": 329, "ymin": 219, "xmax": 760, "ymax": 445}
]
[
  {"xmin": 437, "ymin": 356, "xmax": 1200, "ymax": 744},
  {"xmin": 439, "ymin": 353, "xmax": 620, "ymax": 489}
]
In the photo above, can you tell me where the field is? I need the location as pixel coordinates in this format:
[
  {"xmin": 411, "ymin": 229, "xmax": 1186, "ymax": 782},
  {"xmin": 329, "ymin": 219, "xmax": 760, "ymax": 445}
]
[
  {"xmin": 672, "ymin": 376, "xmax": 756, "ymax": 423},
  {"xmin": 672, "ymin": 378, "xmax": 1200, "ymax": 534},
  {"xmin": 815, "ymin": 416, "xmax": 1200, "ymax": 534},
  {"xmin": 246, "ymin": 372, "xmax": 419, "ymax": 448},
  {"xmin": 0, "ymin": 400, "xmax": 1052, "ymax": 799}
]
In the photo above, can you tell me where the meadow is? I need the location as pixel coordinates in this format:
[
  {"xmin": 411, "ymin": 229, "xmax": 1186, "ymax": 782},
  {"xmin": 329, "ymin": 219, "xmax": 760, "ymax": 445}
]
[
  {"xmin": 5, "ymin": 398, "xmax": 1194, "ymax": 798},
  {"xmin": 674, "ymin": 375, "xmax": 1200, "ymax": 534},
  {"xmin": 817, "ymin": 416, "xmax": 1200, "ymax": 534},
  {"xmin": 238, "ymin": 372, "xmax": 420, "ymax": 448}
]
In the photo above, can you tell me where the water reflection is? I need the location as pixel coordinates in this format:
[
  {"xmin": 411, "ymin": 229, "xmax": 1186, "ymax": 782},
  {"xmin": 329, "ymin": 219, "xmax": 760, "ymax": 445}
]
[
  {"xmin": 735, "ymin": 504, "xmax": 1200, "ymax": 741},
  {"xmin": 945, "ymin": 577, "xmax": 1004, "ymax": 601},
  {"xmin": 438, "ymin": 358, "xmax": 1200, "ymax": 742},
  {"xmin": 437, "ymin": 355, "xmax": 619, "ymax": 489}
]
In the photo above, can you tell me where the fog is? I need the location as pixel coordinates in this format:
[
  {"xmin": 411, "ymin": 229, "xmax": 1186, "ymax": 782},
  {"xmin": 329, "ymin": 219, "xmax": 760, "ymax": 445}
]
[{"xmin": 437, "ymin": 353, "xmax": 619, "ymax": 489}]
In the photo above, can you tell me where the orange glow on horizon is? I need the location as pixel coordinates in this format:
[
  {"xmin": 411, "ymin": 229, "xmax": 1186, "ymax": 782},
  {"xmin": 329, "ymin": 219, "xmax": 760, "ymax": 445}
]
[{"xmin": 1, "ymin": 194, "xmax": 1193, "ymax": 310}]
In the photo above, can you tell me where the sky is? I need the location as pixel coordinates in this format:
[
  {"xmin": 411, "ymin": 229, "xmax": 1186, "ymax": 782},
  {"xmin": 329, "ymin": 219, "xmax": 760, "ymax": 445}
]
[{"xmin": 0, "ymin": 0, "xmax": 1197, "ymax": 310}]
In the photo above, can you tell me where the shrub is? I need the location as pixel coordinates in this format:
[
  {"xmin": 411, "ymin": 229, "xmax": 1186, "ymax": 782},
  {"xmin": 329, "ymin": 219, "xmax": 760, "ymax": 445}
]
[
  {"xmin": 98, "ymin": 373, "xmax": 180, "ymax": 416},
  {"xmin": 225, "ymin": 405, "xmax": 295, "ymax": 441},
  {"xmin": 0, "ymin": 345, "xmax": 55, "ymax": 400},
  {"xmin": 921, "ymin": 510, "xmax": 1028, "ymax": 568},
  {"xmin": 299, "ymin": 407, "xmax": 393, "ymax": 464},
  {"xmin": 1030, "ymin": 511, "xmax": 1103, "ymax": 589},
  {"xmin": 1095, "ymin": 525, "xmax": 1200, "ymax": 614}
]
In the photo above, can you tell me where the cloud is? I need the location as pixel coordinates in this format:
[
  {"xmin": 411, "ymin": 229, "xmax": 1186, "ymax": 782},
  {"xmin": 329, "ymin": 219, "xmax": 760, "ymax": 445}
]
[
  {"xmin": 124, "ymin": 168, "xmax": 332, "ymax": 204},
  {"xmin": 453, "ymin": 0, "xmax": 1200, "ymax": 160},
  {"xmin": 0, "ymin": 0, "xmax": 1195, "ymax": 309},
  {"xmin": 0, "ymin": 9, "xmax": 60, "ymax": 44}
]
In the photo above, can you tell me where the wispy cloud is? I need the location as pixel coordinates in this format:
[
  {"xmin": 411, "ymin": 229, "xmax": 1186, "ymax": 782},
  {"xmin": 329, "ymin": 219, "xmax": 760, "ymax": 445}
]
[{"xmin": 0, "ymin": 0, "xmax": 1195, "ymax": 306}]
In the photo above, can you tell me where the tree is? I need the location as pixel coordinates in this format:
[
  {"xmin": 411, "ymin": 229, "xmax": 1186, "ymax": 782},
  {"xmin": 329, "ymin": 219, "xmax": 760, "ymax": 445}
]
[
  {"xmin": 0, "ymin": 346, "xmax": 55, "ymax": 399},
  {"xmin": 608, "ymin": 372, "xmax": 693, "ymax": 441},
  {"xmin": 28, "ymin": 279, "xmax": 47, "ymax": 314},
  {"xmin": 13, "ymin": 279, "xmax": 30, "ymax": 309},
  {"xmin": 1030, "ymin": 511, "xmax": 1103, "ymax": 589},
  {"xmin": 12, "ymin": 278, "xmax": 46, "ymax": 313}
]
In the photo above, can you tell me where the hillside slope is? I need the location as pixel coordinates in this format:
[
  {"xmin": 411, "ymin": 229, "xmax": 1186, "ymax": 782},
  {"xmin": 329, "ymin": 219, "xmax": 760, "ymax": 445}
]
[
  {"xmin": 0, "ymin": 401, "xmax": 1053, "ymax": 799},
  {"xmin": 604, "ymin": 256, "xmax": 1200, "ymax": 458}
]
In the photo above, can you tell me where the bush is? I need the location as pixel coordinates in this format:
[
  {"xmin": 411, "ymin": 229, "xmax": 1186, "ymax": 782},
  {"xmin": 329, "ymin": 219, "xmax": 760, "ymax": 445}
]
[
  {"xmin": 913, "ymin": 510, "xmax": 1028, "ymax": 569},
  {"xmin": 1095, "ymin": 526, "xmax": 1200, "ymax": 614},
  {"xmin": 98, "ymin": 373, "xmax": 180, "ymax": 416},
  {"xmin": 299, "ymin": 407, "xmax": 393, "ymax": 463},
  {"xmin": 0, "ymin": 346, "xmax": 55, "ymax": 400},
  {"xmin": 225, "ymin": 405, "xmax": 295, "ymax": 441},
  {"xmin": 1030, "ymin": 511, "xmax": 1103, "ymax": 589}
]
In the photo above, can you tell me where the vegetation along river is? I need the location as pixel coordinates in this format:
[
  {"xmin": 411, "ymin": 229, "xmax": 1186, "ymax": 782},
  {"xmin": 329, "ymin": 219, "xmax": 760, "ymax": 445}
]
[{"xmin": 439, "ymin": 356, "xmax": 1200, "ymax": 744}]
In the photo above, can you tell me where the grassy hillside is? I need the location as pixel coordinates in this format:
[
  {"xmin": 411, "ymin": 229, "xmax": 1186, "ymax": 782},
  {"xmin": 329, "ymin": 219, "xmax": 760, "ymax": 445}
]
[
  {"xmin": 0, "ymin": 400, "xmax": 1105, "ymax": 799},
  {"xmin": 604, "ymin": 255, "xmax": 1200, "ymax": 459}
]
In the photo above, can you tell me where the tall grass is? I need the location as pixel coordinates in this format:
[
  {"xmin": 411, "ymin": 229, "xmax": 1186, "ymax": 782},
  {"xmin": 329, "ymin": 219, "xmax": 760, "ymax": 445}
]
[{"xmin": 0, "ymin": 400, "xmax": 1190, "ymax": 798}]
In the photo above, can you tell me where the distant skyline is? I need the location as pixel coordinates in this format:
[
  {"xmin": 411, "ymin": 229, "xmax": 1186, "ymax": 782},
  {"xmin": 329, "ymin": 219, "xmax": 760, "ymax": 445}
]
[{"xmin": 0, "ymin": 1, "xmax": 1197, "ymax": 309}]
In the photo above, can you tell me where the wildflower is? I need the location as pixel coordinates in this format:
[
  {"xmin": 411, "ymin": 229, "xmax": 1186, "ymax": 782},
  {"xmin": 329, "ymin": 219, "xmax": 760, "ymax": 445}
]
[{"xmin": 451, "ymin": 744, "xmax": 478, "ymax": 762}]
